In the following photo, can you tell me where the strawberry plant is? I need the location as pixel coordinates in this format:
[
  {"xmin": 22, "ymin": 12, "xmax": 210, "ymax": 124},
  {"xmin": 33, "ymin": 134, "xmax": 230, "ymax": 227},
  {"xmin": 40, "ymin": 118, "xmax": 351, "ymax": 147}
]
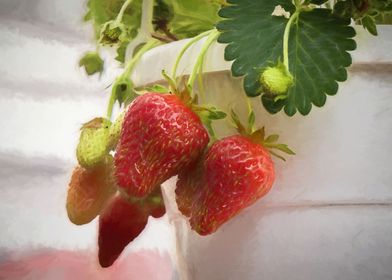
[{"xmin": 67, "ymin": 0, "xmax": 391, "ymax": 268}]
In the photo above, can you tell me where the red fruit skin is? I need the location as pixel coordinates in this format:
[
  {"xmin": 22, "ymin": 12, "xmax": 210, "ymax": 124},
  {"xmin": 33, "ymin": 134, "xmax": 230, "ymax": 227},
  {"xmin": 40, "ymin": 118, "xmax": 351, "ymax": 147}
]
[
  {"xmin": 115, "ymin": 93, "xmax": 209, "ymax": 198},
  {"xmin": 98, "ymin": 188, "xmax": 165, "ymax": 268},
  {"xmin": 178, "ymin": 135, "xmax": 275, "ymax": 235},
  {"xmin": 175, "ymin": 162, "xmax": 203, "ymax": 217}
]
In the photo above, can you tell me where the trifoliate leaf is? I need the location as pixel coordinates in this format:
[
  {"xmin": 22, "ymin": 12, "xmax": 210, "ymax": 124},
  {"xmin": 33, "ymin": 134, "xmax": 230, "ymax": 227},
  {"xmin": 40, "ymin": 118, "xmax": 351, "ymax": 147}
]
[
  {"xmin": 217, "ymin": 0, "xmax": 356, "ymax": 116},
  {"xmin": 164, "ymin": 0, "xmax": 221, "ymax": 39},
  {"xmin": 79, "ymin": 52, "xmax": 104, "ymax": 75}
]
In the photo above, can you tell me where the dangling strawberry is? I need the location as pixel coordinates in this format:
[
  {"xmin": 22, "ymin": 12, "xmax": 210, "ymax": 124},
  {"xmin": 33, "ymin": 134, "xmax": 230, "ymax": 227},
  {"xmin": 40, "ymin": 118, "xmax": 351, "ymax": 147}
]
[
  {"xmin": 98, "ymin": 187, "xmax": 165, "ymax": 267},
  {"xmin": 176, "ymin": 111, "xmax": 294, "ymax": 235},
  {"xmin": 114, "ymin": 92, "xmax": 210, "ymax": 198},
  {"xmin": 66, "ymin": 156, "xmax": 116, "ymax": 225}
]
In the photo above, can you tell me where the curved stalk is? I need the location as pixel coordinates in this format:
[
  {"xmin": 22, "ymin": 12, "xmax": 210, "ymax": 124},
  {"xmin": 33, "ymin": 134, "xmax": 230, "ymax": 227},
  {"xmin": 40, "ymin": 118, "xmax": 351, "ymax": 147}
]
[
  {"xmin": 187, "ymin": 30, "xmax": 220, "ymax": 91},
  {"xmin": 115, "ymin": 0, "xmax": 134, "ymax": 24},
  {"xmin": 171, "ymin": 30, "xmax": 213, "ymax": 81},
  {"xmin": 283, "ymin": 10, "xmax": 300, "ymax": 70},
  {"xmin": 124, "ymin": 39, "xmax": 161, "ymax": 76},
  {"xmin": 106, "ymin": 39, "xmax": 161, "ymax": 120}
]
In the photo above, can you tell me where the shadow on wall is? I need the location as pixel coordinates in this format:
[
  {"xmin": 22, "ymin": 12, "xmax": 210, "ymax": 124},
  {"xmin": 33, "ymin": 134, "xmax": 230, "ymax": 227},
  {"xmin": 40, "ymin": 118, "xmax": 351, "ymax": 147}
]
[{"xmin": 0, "ymin": 249, "xmax": 173, "ymax": 280}]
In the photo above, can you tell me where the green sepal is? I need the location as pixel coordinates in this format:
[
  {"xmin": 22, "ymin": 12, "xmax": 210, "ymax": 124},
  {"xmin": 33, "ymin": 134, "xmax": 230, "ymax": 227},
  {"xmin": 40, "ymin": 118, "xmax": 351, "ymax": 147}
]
[
  {"xmin": 112, "ymin": 75, "xmax": 135, "ymax": 107},
  {"xmin": 194, "ymin": 105, "xmax": 227, "ymax": 123},
  {"xmin": 361, "ymin": 15, "xmax": 378, "ymax": 35},
  {"xmin": 79, "ymin": 51, "xmax": 104, "ymax": 76},
  {"xmin": 99, "ymin": 20, "xmax": 131, "ymax": 46},
  {"xmin": 145, "ymin": 84, "xmax": 171, "ymax": 93}
]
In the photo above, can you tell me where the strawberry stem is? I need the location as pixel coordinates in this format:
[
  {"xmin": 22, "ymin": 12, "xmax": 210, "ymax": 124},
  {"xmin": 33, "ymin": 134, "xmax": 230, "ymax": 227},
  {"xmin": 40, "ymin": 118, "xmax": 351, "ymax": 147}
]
[
  {"xmin": 187, "ymin": 29, "xmax": 220, "ymax": 93},
  {"xmin": 197, "ymin": 54, "xmax": 206, "ymax": 103},
  {"xmin": 106, "ymin": 39, "xmax": 161, "ymax": 120},
  {"xmin": 171, "ymin": 29, "xmax": 213, "ymax": 82},
  {"xmin": 115, "ymin": 0, "xmax": 134, "ymax": 25}
]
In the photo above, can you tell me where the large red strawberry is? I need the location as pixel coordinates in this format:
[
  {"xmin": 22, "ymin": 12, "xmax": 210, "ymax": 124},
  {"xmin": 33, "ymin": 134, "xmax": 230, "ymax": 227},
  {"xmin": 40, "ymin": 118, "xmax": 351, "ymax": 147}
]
[
  {"xmin": 98, "ymin": 187, "xmax": 165, "ymax": 267},
  {"xmin": 176, "ymin": 120, "xmax": 294, "ymax": 235},
  {"xmin": 114, "ymin": 92, "xmax": 209, "ymax": 198}
]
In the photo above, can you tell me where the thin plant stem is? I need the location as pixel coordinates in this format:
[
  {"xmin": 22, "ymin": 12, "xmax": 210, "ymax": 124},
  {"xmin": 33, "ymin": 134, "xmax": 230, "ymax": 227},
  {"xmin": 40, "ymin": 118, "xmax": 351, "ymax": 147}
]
[
  {"xmin": 171, "ymin": 30, "xmax": 213, "ymax": 81},
  {"xmin": 283, "ymin": 10, "xmax": 300, "ymax": 70},
  {"xmin": 106, "ymin": 39, "xmax": 161, "ymax": 119},
  {"xmin": 116, "ymin": 0, "xmax": 134, "ymax": 24},
  {"xmin": 187, "ymin": 30, "xmax": 220, "ymax": 91}
]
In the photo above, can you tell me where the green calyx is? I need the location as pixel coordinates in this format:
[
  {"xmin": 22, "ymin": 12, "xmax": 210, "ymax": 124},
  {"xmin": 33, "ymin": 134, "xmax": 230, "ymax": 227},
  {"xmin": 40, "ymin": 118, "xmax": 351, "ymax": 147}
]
[
  {"xmin": 260, "ymin": 62, "xmax": 293, "ymax": 96},
  {"xmin": 99, "ymin": 20, "xmax": 130, "ymax": 46},
  {"xmin": 79, "ymin": 51, "xmax": 104, "ymax": 76},
  {"xmin": 231, "ymin": 110, "xmax": 295, "ymax": 161},
  {"xmin": 108, "ymin": 111, "xmax": 125, "ymax": 151},
  {"xmin": 112, "ymin": 75, "xmax": 135, "ymax": 107},
  {"xmin": 118, "ymin": 186, "xmax": 163, "ymax": 207},
  {"xmin": 76, "ymin": 117, "xmax": 111, "ymax": 168}
]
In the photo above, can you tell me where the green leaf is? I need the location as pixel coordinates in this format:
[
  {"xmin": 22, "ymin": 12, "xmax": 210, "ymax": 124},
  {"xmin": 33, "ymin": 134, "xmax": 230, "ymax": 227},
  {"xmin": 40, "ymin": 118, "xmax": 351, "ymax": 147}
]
[
  {"xmin": 164, "ymin": 0, "xmax": 221, "ymax": 39},
  {"xmin": 361, "ymin": 16, "xmax": 378, "ymax": 35},
  {"xmin": 217, "ymin": 0, "xmax": 356, "ymax": 116},
  {"xmin": 79, "ymin": 51, "xmax": 104, "ymax": 75}
]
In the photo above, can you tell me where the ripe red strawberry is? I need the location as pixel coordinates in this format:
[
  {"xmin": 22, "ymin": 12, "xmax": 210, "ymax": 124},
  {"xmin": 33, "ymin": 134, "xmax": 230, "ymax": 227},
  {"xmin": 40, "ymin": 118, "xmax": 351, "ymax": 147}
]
[
  {"xmin": 114, "ymin": 93, "xmax": 209, "ymax": 198},
  {"xmin": 177, "ymin": 135, "xmax": 276, "ymax": 235},
  {"xmin": 98, "ymin": 187, "xmax": 165, "ymax": 267},
  {"xmin": 66, "ymin": 156, "xmax": 116, "ymax": 225}
]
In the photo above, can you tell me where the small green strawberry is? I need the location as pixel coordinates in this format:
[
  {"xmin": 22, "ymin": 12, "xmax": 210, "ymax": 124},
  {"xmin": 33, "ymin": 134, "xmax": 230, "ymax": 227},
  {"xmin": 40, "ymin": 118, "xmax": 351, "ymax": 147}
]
[
  {"xmin": 260, "ymin": 62, "xmax": 293, "ymax": 96},
  {"xmin": 76, "ymin": 118, "xmax": 111, "ymax": 168},
  {"xmin": 108, "ymin": 111, "xmax": 125, "ymax": 151}
]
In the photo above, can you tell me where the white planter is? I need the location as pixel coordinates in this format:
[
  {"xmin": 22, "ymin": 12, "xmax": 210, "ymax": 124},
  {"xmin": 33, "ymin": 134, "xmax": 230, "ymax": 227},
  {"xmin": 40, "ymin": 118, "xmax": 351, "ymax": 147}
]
[{"xmin": 131, "ymin": 27, "xmax": 392, "ymax": 280}]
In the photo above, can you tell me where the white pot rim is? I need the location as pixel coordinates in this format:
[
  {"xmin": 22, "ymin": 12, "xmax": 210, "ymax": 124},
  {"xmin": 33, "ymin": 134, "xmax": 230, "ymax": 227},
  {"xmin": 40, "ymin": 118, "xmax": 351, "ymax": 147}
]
[{"xmin": 131, "ymin": 26, "xmax": 392, "ymax": 87}]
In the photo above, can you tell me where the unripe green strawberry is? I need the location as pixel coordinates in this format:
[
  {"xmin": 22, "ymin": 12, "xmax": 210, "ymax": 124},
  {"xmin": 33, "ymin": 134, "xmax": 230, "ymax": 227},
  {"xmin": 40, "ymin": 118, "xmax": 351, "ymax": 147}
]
[
  {"xmin": 76, "ymin": 117, "xmax": 111, "ymax": 168},
  {"xmin": 260, "ymin": 62, "xmax": 293, "ymax": 95},
  {"xmin": 108, "ymin": 111, "xmax": 125, "ymax": 151}
]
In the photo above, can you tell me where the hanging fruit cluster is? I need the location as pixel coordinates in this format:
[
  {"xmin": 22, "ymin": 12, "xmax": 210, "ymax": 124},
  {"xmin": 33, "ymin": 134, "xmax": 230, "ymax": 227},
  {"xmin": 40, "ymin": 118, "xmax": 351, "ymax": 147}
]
[{"xmin": 68, "ymin": 0, "xmax": 391, "ymax": 268}]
